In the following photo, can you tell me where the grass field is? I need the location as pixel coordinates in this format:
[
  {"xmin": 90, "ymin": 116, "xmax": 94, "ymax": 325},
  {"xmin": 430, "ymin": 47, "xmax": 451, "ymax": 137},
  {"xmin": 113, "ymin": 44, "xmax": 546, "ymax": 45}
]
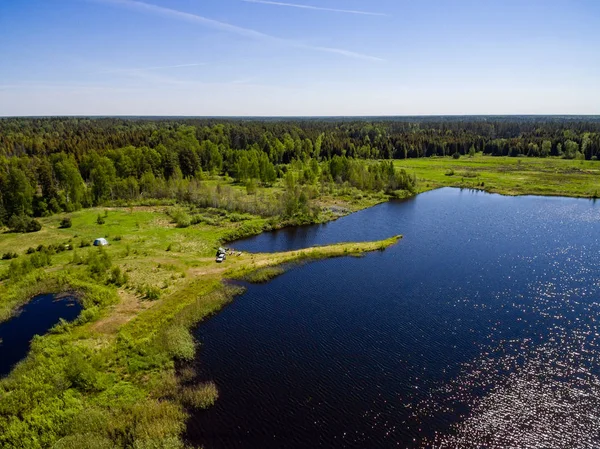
[{"xmin": 395, "ymin": 155, "xmax": 600, "ymax": 198}]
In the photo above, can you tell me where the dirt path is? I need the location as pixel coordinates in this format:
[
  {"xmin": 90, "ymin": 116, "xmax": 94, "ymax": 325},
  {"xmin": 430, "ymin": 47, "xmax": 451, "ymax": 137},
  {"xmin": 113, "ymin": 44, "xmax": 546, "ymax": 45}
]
[{"xmin": 90, "ymin": 289, "xmax": 153, "ymax": 335}]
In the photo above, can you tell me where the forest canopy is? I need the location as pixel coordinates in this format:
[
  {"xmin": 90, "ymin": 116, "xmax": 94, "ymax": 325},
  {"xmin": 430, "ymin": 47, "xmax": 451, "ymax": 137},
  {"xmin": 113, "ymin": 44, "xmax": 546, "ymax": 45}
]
[{"xmin": 1, "ymin": 116, "xmax": 599, "ymax": 227}]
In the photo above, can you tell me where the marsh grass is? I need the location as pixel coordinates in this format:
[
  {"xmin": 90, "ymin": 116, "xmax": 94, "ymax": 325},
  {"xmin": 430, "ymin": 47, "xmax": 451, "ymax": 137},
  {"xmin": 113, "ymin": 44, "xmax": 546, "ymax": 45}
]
[
  {"xmin": 243, "ymin": 265, "xmax": 288, "ymax": 283},
  {"xmin": 162, "ymin": 325, "xmax": 196, "ymax": 361},
  {"xmin": 395, "ymin": 155, "xmax": 600, "ymax": 198},
  {"xmin": 178, "ymin": 382, "xmax": 219, "ymax": 409}
]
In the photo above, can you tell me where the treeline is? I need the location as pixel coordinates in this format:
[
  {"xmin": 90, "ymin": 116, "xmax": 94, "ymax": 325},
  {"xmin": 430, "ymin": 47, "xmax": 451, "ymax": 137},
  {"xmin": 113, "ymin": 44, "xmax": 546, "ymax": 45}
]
[
  {"xmin": 0, "ymin": 119, "xmax": 420, "ymax": 228},
  {"xmin": 2, "ymin": 117, "xmax": 600, "ymax": 160},
  {"xmin": 1, "ymin": 116, "xmax": 599, "ymax": 228}
]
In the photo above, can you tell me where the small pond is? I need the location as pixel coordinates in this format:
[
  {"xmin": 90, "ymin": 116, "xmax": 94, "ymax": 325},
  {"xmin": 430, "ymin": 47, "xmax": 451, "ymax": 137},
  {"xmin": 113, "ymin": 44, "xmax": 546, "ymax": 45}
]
[{"xmin": 0, "ymin": 294, "xmax": 82, "ymax": 377}]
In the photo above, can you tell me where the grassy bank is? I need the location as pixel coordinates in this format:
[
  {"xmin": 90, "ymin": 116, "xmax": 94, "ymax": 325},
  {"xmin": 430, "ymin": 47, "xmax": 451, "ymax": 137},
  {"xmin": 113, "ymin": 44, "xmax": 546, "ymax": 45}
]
[
  {"xmin": 394, "ymin": 155, "xmax": 600, "ymax": 198},
  {"xmin": 0, "ymin": 202, "xmax": 399, "ymax": 449}
]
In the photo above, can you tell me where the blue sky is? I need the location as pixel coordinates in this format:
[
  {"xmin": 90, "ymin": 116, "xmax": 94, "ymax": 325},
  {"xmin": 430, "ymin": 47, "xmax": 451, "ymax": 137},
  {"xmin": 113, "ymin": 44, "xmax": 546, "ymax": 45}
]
[{"xmin": 1, "ymin": 0, "xmax": 599, "ymax": 116}]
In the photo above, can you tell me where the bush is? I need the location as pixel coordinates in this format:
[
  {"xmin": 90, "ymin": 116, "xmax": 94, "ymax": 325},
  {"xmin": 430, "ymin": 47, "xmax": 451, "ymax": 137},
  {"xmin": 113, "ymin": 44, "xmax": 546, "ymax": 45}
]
[
  {"xmin": 8, "ymin": 214, "xmax": 42, "ymax": 233},
  {"xmin": 170, "ymin": 209, "xmax": 191, "ymax": 228},
  {"xmin": 175, "ymin": 215, "xmax": 191, "ymax": 228},
  {"xmin": 108, "ymin": 266, "xmax": 129, "ymax": 287},
  {"xmin": 30, "ymin": 251, "xmax": 52, "ymax": 268},
  {"xmin": 65, "ymin": 351, "xmax": 100, "ymax": 392},
  {"xmin": 87, "ymin": 247, "xmax": 112, "ymax": 279},
  {"xmin": 143, "ymin": 285, "xmax": 161, "ymax": 301},
  {"xmin": 445, "ymin": 169, "xmax": 455, "ymax": 176},
  {"xmin": 452, "ymin": 152, "xmax": 461, "ymax": 159},
  {"xmin": 459, "ymin": 170, "xmax": 478, "ymax": 178},
  {"xmin": 59, "ymin": 217, "xmax": 73, "ymax": 228},
  {"xmin": 1, "ymin": 252, "xmax": 18, "ymax": 260},
  {"xmin": 27, "ymin": 218, "xmax": 42, "ymax": 232},
  {"xmin": 96, "ymin": 214, "xmax": 105, "ymax": 225}
]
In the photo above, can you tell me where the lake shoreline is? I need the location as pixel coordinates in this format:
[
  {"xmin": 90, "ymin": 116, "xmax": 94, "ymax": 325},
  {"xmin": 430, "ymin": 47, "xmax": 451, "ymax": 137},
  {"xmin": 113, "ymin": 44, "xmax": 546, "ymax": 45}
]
[
  {"xmin": 0, "ymin": 181, "xmax": 596, "ymax": 448},
  {"xmin": 184, "ymin": 187, "xmax": 600, "ymax": 449}
]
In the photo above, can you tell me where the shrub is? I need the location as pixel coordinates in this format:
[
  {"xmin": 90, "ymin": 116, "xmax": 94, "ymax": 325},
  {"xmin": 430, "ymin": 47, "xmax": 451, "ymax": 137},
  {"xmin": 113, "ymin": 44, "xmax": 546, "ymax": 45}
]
[
  {"xmin": 459, "ymin": 170, "xmax": 478, "ymax": 178},
  {"xmin": 30, "ymin": 251, "xmax": 51, "ymax": 268},
  {"xmin": 108, "ymin": 266, "xmax": 129, "ymax": 287},
  {"xmin": 144, "ymin": 285, "xmax": 161, "ymax": 301},
  {"xmin": 445, "ymin": 169, "xmax": 455, "ymax": 176},
  {"xmin": 170, "ymin": 209, "xmax": 191, "ymax": 228},
  {"xmin": 1, "ymin": 251, "xmax": 18, "ymax": 260},
  {"xmin": 59, "ymin": 217, "xmax": 73, "ymax": 228},
  {"xmin": 96, "ymin": 214, "xmax": 105, "ymax": 225},
  {"xmin": 27, "ymin": 218, "xmax": 42, "ymax": 232},
  {"xmin": 452, "ymin": 152, "xmax": 461, "ymax": 159},
  {"xmin": 245, "ymin": 179, "xmax": 257, "ymax": 195},
  {"xmin": 8, "ymin": 214, "xmax": 42, "ymax": 233},
  {"xmin": 80, "ymin": 239, "xmax": 92, "ymax": 248},
  {"xmin": 87, "ymin": 247, "xmax": 112, "ymax": 279},
  {"xmin": 65, "ymin": 351, "xmax": 100, "ymax": 392}
]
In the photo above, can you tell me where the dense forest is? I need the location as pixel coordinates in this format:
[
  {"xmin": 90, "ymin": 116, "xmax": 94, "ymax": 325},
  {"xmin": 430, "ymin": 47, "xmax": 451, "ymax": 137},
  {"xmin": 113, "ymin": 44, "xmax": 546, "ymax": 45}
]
[{"xmin": 1, "ymin": 116, "xmax": 600, "ymax": 228}]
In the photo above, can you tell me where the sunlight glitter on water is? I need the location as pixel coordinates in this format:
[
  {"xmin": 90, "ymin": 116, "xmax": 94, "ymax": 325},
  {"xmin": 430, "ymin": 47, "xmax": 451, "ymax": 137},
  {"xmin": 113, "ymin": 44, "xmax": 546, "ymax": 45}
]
[
  {"xmin": 188, "ymin": 190, "xmax": 600, "ymax": 449},
  {"xmin": 417, "ymin": 244, "xmax": 600, "ymax": 448}
]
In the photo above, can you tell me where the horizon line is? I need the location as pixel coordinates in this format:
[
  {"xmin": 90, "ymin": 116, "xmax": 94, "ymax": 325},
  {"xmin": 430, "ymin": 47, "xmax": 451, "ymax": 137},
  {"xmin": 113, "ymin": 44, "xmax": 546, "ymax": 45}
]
[{"xmin": 3, "ymin": 114, "xmax": 600, "ymax": 119}]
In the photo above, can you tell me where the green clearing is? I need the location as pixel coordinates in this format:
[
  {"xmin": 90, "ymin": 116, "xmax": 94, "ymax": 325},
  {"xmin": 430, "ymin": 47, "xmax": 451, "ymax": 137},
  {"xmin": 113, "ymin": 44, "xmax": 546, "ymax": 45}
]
[
  {"xmin": 0, "ymin": 202, "xmax": 399, "ymax": 449},
  {"xmin": 395, "ymin": 155, "xmax": 600, "ymax": 198}
]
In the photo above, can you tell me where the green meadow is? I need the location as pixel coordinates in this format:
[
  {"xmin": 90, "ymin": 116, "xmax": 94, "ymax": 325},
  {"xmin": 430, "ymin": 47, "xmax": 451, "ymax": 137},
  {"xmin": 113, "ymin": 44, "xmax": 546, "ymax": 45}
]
[{"xmin": 395, "ymin": 155, "xmax": 600, "ymax": 198}]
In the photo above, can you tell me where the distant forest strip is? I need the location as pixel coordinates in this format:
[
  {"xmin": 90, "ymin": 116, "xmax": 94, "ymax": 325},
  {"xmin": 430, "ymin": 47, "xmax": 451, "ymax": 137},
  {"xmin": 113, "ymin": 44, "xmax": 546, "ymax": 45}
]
[{"xmin": 1, "ymin": 116, "xmax": 599, "ymax": 227}]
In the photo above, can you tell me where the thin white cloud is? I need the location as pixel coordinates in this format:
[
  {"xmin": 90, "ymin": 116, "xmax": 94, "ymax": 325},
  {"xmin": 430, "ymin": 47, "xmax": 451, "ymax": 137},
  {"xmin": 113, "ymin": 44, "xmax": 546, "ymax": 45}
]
[
  {"xmin": 95, "ymin": 0, "xmax": 383, "ymax": 61},
  {"xmin": 242, "ymin": 0, "xmax": 388, "ymax": 16},
  {"xmin": 99, "ymin": 63, "xmax": 208, "ymax": 74}
]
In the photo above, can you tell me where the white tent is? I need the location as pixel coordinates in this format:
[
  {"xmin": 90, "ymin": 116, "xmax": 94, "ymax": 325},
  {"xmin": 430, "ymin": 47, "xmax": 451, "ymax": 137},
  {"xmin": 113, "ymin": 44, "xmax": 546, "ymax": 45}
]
[{"xmin": 94, "ymin": 238, "xmax": 109, "ymax": 246}]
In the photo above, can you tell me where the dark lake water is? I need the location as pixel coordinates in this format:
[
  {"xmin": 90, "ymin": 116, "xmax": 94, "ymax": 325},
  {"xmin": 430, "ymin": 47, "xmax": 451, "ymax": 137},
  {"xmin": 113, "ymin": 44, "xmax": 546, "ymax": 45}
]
[
  {"xmin": 0, "ymin": 294, "xmax": 82, "ymax": 377},
  {"xmin": 186, "ymin": 188, "xmax": 600, "ymax": 448}
]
